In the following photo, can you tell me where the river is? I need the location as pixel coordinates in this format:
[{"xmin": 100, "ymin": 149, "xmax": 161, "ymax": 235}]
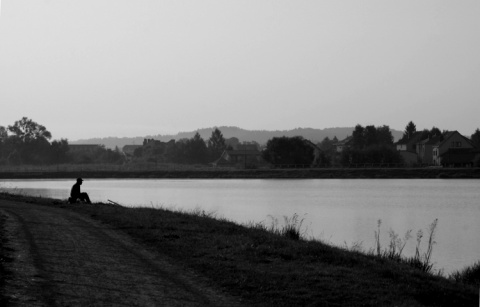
[{"xmin": 1, "ymin": 178, "xmax": 479, "ymax": 274}]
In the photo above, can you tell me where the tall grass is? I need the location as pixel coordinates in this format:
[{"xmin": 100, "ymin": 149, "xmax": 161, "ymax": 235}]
[
  {"xmin": 371, "ymin": 218, "xmax": 438, "ymax": 273},
  {"xmin": 450, "ymin": 261, "xmax": 480, "ymax": 286},
  {"xmin": 251, "ymin": 213, "xmax": 306, "ymax": 240}
]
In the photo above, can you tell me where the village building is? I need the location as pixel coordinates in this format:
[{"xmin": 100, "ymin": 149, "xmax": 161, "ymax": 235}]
[
  {"xmin": 415, "ymin": 131, "xmax": 474, "ymax": 166},
  {"xmin": 122, "ymin": 145, "xmax": 142, "ymax": 157},
  {"xmin": 394, "ymin": 132, "xmax": 423, "ymax": 166},
  {"xmin": 431, "ymin": 131, "xmax": 474, "ymax": 166},
  {"xmin": 333, "ymin": 136, "xmax": 353, "ymax": 153},
  {"xmin": 213, "ymin": 143, "xmax": 264, "ymax": 168},
  {"xmin": 440, "ymin": 148, "xmax": 480, "ymax": 167}
]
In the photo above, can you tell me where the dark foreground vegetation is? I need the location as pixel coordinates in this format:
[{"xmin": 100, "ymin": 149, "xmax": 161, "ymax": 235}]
[{"xmin": 0, "ymin": 193, "xmax": 478, "ymax": 306}]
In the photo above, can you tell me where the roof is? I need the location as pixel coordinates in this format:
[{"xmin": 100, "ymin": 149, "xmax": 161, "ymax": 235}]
[
  {"xmin": 303, "ymin": 139, "xmax": 320, "ymax": 150},
  {"xmin": 436, "ymin": 131, "xmax": 473, "ymax": 148},
  {"xmin": 334, "ymin": 136, "xmax": 353, "ymax": 146}
]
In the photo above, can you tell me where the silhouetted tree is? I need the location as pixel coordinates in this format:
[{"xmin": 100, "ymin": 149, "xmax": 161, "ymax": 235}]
[
  {"xmin": 8, "ymin": 117, "xmax": 52, "ymax": 142},
  {"xmin": 341, "ymin": 145, "xmax": 402, "ymax": 166},
  {"xmin": 364, "ymin": 125, "xmax": 378, "ymax": 147},
  {"xmin": 49, "ymin": 139, "xmax": 70, "ymax": 164},
  {"xmin": 420, "ymin": 126, "xmax": 443, "ymax": 140},
  {"xmin": 208, "ymin": 128, "xmax": 226, "ymax": 160},
  {"xmin": 403, "ymin": 121, "xmax": 417, "ymax": 140},
  {"xmin": 0, "ymin": 126, "xmax": 7, "ymax": 141},
  {"xmin": 3, "ymin": 117, "xmax": 53, "ymax": 164},
  {"xmin": 471, "ymin": 128, "xmax": 480, "ymax": 148},
  {"xmin": 318, "ymin": 137, "xmax": 337, "ymax": 166},
  {"xmin": 184, "ymin": 132, "xmax": 209, "ymax": 164},
  {"xmin": 352, "ymin": 124, "xmax": 393, "ymax": 149},
  {"xmin": 262, "ymin": 136, "xmax": 314, "ymax": 165},
  {"xmin": 376, "ymin": 125, "xmax": 394, "ymax": 145},
  {"xmin": 430, "ymin": 126, "xmax": 442, "ymax": 137},
  {"xmin": 352, "ymin": 125, "xmax": 365, "ymax": 149}
]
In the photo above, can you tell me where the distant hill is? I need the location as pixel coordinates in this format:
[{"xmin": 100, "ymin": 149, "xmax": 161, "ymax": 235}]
[{"xmin": 70, "ymin": 126, "xmax": 403, "ymax": 149}]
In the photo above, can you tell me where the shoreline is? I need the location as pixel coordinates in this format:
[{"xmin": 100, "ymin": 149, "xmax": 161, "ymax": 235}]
[{"xmin": 0, "ymin": 167, "xmax": 480, "ymax": 179}]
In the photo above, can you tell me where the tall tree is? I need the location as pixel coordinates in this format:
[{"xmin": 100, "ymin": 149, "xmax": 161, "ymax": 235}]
[
  {"xmin": 403, "ymin": 121, "xmax": 417, "ymax": 139},
  {"xmin": 49, "ymin": 139, "xmax": 70, "ymax": 164},
  {"xmin": 471, "ymin": 128, "xmax": 480, "ymax": 148},
  {"xmin": 185, "ymin": 132, "xmax": 209, "ymax": 164},
  {"xmin": 0, "ymin": 126, "xmax": 7, "ymax": 141},
  {"xmin": 376, "ymin": 125, "xmax": 394, "ymax": 145},
  {"xmin": 363, "ymin": 125, "xmax": 378, "ymax": 147},
  {"xmin": 352, "ymin": 124, "xmax": 365, "ymax": 149},
  {"xmin": 6, "ymin": 118, "xmax": 52, "ymax": 164},
  {"xmin": 429, "ymin": 126, "xmax": 442, "ymax": 137},
  {"xmin": 8, "ymin": 117, "xmax": 52, "ymax": 142},
  {"xmin": 262, "ymin": 136, "xmax": 314, "ymax": 165},
  {"xmin": 207, "ymin": 128, "xmax": 226, "ymax": 159}
]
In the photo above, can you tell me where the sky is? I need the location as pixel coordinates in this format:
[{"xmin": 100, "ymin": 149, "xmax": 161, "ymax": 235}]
[{"xmin": 0, "ymin": 1, "xmax": 479, "ymax": 141}]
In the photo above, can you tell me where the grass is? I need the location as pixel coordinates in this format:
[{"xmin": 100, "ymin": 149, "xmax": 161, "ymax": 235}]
[
  {"xmin": 450, "ymin": 261, "xmax": 480, "ymax": 286},
  {"xmin": 0, "ymin": 193, "xmax": 478, "ymax": 306},
  {"xmin": 371, "ymin": 219, "xmax": 439, "ymax": 274}
]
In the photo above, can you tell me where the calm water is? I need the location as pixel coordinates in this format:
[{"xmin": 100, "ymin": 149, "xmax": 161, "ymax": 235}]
[{"xmin": 1, "ymin": 178, "xmax": 479, "ymax": 274}]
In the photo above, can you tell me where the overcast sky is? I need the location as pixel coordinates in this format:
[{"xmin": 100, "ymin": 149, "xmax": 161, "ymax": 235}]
[{"xmin": 1, "ymin": 1, "xmax": 479, "ymax": 141}]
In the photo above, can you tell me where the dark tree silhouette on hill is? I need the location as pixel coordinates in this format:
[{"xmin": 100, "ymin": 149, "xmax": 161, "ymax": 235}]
[
  {"xmin": 403, "ymin": 121, "xmax": 417, "ymax": 140},
  {"xmin": 262, "ymin": 136, "xmax": 314, "ymax": 165},
  {"xmin": 8, "ymin": 117, "xmax": 52, "ymax": 142},
  {"xmin": 352, "ymin": 125, "xmax": 365, "ymax": 149},
  {"xmin": 208, "ymin": 128, "xmax": 226, "ymax": 160},
  {"xmin": 183, "ymin": 132, "xmax": 209, "ymax": 164},
  {"xmin": 471, "ymin": 128, "xmax": 480, "ymax": 148}
]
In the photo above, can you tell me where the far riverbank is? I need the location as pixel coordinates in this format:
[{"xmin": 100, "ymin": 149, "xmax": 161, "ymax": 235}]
[{"xmin": 0, "ymin": 167, "xmax": 480, "ymax": 179}]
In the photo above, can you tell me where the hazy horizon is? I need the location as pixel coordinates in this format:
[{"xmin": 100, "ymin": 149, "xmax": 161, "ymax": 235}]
[{"xmin": 1, "ymin": 1, "xmax": 479, "ymax": 140}]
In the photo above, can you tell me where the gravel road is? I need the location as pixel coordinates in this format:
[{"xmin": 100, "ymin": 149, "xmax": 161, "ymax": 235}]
[{"xmin": 0, "ymin": 199, "xmax": 241, "ymax": 306}]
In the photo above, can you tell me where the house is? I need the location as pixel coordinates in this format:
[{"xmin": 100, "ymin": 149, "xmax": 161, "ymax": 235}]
[
  {"xmin": 122, "ymin": 145, "xmax": 142, "ymax": 157},
  {"xmin": 213, "ymin": 143, "xmax": 263, "ymax": 167},
  {"xmin": 395, "ymin": 132, "xmax": 423, "ymax": 152},
  {"xmin": 395, "ymin": 132, "xmax": 423, "ymax": 166},
  {"xmin": 333, "ymin": 136, "xmax": 353, "ymax": 153},
  {"xmin": 302, "ymin": 139, "xmax": 322, "ymax": 166},
  {"xmin": 416, "ymin": 131, "xmax": 474, "ymax": 166},
  {"xmin": 416, "ymin": 135, "xmax": 443, "ymax": 165},
  {"xmin": 432, "ymin": 131, "xmax": 474, "ymax": 166},
  {"xmin": 440, "ymin": 148, "xmax": 480, "ymax": 168}
]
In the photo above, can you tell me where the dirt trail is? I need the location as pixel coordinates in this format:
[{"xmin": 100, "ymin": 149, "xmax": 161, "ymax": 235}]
[{"xmin": 0, "ymin": 200, "xmax": 241, "ymax": 306}]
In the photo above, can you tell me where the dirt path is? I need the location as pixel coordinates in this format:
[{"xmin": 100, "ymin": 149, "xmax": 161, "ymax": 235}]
[{"xmin": 0, "ymin": 200, "xmax": 241, "ymax": 306}]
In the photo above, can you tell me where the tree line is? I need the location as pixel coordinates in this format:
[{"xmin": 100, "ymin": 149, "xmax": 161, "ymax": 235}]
[
  {"xmin": 132, "ymin": 128, "xmax": 230, "ymax": 164},
  {"xmin": 2, "ymin": 117, "xmax": 480, "ymax": 167},
  {"xmin": 0, "ymin": 117, "xmax": 124, "ymax": 165}
]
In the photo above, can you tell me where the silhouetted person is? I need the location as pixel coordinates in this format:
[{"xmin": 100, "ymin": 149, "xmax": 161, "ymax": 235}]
[{"xmin": 70, "ymin": 178, "xmax": 91, "ymax": 204}]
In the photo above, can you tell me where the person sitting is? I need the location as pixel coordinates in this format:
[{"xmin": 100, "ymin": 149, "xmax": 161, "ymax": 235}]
[{"xmin": 69, "ymin": 178, "xmax": 92, "ymax": 204}]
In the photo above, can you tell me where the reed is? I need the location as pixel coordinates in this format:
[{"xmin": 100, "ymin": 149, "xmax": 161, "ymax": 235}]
[
  {"xmin": 370, "ymin": 218, "xmax": 438, "ymax": 273},
  {"xmin": 262, "ymin": 213, "xmax": 306, "ymax": 240}
]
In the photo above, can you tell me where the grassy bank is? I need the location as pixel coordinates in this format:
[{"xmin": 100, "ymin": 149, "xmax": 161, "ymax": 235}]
[
  {"xmin": 0, "ymin": 193, "xmax": 478, "ymax": 306},
  {"xmin": 1, "ymin": 167, "xmax": 480, "ymax": 179}
]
